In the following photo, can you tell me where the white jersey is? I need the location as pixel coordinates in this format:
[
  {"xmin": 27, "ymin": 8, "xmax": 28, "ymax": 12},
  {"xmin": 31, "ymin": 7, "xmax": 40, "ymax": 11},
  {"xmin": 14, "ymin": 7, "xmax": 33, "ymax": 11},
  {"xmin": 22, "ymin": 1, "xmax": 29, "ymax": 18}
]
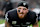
[{"xmin": 32, "ymin": 8, "xmax": 40, "ymax": 14}]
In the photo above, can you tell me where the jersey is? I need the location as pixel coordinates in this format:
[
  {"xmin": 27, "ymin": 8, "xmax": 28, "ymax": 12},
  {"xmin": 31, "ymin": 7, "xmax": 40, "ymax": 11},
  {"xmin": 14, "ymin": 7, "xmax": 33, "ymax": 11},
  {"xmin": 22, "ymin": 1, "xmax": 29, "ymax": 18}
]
[{"xmin": 5, "ymin": 9, "xmax": 37, "ymax": 27}]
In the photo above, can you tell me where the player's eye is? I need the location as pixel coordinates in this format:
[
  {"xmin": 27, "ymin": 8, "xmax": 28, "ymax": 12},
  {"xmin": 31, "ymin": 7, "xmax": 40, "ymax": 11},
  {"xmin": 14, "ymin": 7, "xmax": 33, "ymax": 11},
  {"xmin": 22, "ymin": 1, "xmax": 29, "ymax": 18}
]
[
  {"xmin": 18, "ymin": 10, "xmax": 20, "ymax": 12},
  {"xmin": 18, "ymin": 8, "xmax": 21, "ymax": 9},
  {"xmin": 23, "ymin": 8, "xmax": 26, "ymax": 10}
]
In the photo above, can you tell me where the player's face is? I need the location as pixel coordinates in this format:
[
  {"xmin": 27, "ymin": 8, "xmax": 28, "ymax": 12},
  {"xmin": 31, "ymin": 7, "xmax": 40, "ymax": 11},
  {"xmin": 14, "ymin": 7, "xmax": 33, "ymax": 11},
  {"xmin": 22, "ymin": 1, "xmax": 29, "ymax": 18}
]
[{"xmin": 17, "ymin": 6, "xmax": 28, "ymax": 19}]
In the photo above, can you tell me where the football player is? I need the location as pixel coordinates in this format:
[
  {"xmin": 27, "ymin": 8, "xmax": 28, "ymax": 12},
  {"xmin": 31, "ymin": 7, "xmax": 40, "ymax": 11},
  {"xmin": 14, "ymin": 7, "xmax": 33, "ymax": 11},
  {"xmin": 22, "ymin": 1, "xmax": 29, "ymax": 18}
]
[{"xmin": 5, "ymin": 1, "xmax": 38, "ymax": 27}]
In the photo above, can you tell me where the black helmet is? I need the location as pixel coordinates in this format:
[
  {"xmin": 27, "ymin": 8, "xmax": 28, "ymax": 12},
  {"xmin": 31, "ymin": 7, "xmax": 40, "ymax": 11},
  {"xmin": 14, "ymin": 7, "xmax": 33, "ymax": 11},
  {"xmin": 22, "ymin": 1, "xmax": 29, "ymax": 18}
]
[{"xmin": 17, "ymin": 1, "xmax": 28, "ymax": 9}]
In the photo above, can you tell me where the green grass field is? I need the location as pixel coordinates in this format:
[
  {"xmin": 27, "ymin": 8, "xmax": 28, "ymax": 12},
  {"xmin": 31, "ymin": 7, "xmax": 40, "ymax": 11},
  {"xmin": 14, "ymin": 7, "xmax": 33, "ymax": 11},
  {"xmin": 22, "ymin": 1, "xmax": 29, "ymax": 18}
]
[
  {"xmin": 0, "ymin": 19, "xmax": 40, "ymax": 27},
  {"xmin": 0, "ymin": 19, "xmax": 5, "ymax": 24},
  {"xmin": 38, "ymin": 21, "xmax": 40, "ymax": 27}
]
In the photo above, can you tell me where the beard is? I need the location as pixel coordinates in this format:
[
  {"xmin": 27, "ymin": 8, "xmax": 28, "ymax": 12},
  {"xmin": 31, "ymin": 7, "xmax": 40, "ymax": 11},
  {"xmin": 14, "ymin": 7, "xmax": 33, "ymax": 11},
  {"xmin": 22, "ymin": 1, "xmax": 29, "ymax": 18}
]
[
  {"xmin": 18, "ymin": 13, "xmax": 27, "ymax": 19},
  {"xmin": 19, "ymin": 14, "xmax": 24, "ymax": 18}
]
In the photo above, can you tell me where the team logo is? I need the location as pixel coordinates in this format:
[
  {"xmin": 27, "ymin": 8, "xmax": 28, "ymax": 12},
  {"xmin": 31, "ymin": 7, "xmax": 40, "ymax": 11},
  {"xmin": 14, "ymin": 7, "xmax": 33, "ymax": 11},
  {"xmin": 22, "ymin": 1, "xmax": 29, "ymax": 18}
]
[
  {"xmin": 23, "ymin": 3, "xmax": 26, "ymax": 6},
  {"xmin": 12, "ymin": 21, "xmax": 17, "ymax": 24}
]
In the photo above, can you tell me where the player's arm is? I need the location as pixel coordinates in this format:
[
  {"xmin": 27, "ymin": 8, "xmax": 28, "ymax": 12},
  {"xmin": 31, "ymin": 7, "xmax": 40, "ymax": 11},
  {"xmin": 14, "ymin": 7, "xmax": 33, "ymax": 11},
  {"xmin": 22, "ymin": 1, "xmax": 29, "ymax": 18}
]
[
  {"xmin": 5, "ymin": 12, "xmax": 11, "ymax": 27},
  {"xmin": 32, "ymin": 13, "xmax": 38, "ymax": 27},
  {"xmin": 5, "ymin": 20, "xmax": 10, "ymax": 27},
  {"xmin": 32, "ymin": 20, "xmax": 38, "ymax": 27}
]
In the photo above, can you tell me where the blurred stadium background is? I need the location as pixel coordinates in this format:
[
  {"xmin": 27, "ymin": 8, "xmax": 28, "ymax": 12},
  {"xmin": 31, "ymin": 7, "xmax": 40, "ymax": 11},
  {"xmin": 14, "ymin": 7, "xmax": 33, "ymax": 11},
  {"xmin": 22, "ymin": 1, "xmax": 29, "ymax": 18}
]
[{"xmin": 0, "ymin": 0, "xmax": 40, "ymax": 27}]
